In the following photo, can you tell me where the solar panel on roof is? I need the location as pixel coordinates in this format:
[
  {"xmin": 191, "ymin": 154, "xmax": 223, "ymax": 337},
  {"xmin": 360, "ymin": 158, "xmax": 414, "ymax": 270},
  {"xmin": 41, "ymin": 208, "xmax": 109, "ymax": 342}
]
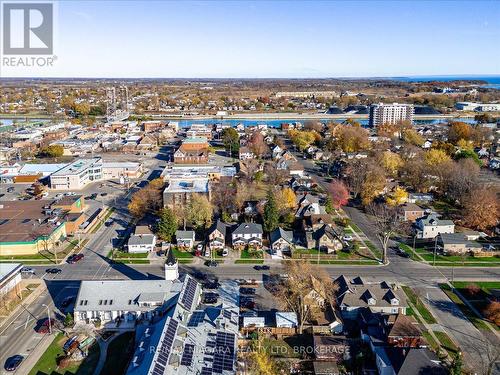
[
  {"xmin": 223, "ymin": 310, "xmax": 231, "ymax": 319},
  {"xmin": 201, "ymin": 367, "xmax": 212, "ymax": 375},
  {"xmin": 180, "ymin": 343, "xmax": 195, "ymax": 366},
  {"xmin": 187, "ymin": 311, "xmax": 205, "ymax": 327},
  {"xmin": 153, "ymin": 319, "xmax": 178, "ymax": 370},
  {"xmin": 212, "ymin": 331, "xmax": 235, "ymax": 373},
  {"xmin": 181, "ymin": 278, "xmax": 198, "ymax": 310}
]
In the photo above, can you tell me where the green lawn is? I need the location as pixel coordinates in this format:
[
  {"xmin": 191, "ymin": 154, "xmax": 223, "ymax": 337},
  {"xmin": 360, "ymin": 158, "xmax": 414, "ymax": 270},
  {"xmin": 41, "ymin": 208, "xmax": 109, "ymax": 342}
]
[
  {"xmin": 99, "ymin": 332, "xmax": 135, "ymax": 375},
  {"xmin": 240, "ymin": 248, "xmax": 263, "ymax": 259},
  {"xmin": 235, "ymin": 259, "xmax": 264, "ymax": 264},
  {"xmin": 433, "ymin": 331, "xmax": 459, "ymax": 356},
  {"xmin": 311, "ymin": 259, "xmax": 379, "ymax": 265},
  {"xmin": 422, "ymin": 331, "xmax": 440, "ymax": 353},
  {"xmin": 412, "ymin": 247, "xmax": 500, "ymax": 266},
  {"xmin": 401, "ymin": 286, "xmax": 437, "ymax": 324},
  {"xmin": 112, "ymin": 251, "xmax": 149, "ymax": 259},
  {"xmin": 173, "ymin": 248, "xmax": 194, "ymax": 258},
  {"xmin": 29, "ymin": 333, "xmax": 100, "ymax": 375},
  {"xmin": 364, "ymin": 241, "xmax": 382, "ymax": 260},
  {"xmin": 350, "ymin": 223, "xmax": 363, "ymax": 234}
]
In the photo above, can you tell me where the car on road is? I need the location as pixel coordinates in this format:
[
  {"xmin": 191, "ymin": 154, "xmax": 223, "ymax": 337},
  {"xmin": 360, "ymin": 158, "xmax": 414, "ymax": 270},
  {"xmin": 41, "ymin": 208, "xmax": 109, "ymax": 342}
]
[
  {"xmin": 100, "ymin": 192, "xmax": 108, "ymax": 197},
  {"xmin": 205, "ymin": 260, "xmax": 218, "ymax": 267},
  {"xmin": 343, "ymin": 235, "xmax": 353, "ymax": 242},
  {"xmin": 20, "ymin": 267, "xmax": 36, "ymax": 275},
  {"xmin": 65, "ymin": 192, "xmax": 76, "ymax": 196},
  {"xmin": 87, "ymin": 193, "xmax": 98, "ymax": 200},
  {"xmin": 7, "ymin": 187, "xmax": 14, "ymax": 193},
  {"xmin": 67, "ymin": 254, "xmax": 84, "ymax": 264},
  {"xmin": 55, "ymin": 193, "xmax": 64, "ymax": 199},
  {"xmin": 253, "ymin": 265, "xmax": 270, "ymax": 271},
  {"xmin": 46, "ymin": 268, "xmax": 62, "ymax": 274},
  {"xmin": 4, "ymin": 355, "xmax": 24, "ymax": 372},
  {"xmin": 105, "ymin": 220, "xmax": 113, "ymax": 227},
  {"xmin": 61, "ymin": 296, "xmax": 75, "ymax": 308}
]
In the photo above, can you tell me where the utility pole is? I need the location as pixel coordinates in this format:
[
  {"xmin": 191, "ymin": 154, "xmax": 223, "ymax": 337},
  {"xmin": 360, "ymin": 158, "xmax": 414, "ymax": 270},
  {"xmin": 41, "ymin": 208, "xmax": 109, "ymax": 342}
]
[
  {"xmin": 412, "ymin": 235, "xmax": 416, "ymax": 261},
  {"xmin": 433, "ymin": 235, "xmax": 438, "ymax": 266}
]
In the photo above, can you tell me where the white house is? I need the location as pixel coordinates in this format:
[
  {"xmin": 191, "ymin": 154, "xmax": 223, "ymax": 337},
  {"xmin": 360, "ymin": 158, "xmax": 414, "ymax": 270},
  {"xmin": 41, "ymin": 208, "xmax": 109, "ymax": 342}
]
[
  {"xmin": 232, "ymin": 223, "xmax": 263, "ymax": 249},
  {"xmin": 275, "ymin": 312, "xmax": 298, "ymax": 328},
  {"xmin": 415, "ymin": 214, "xmax": 454, "ymax": 239},
  {"xmin": 127, "ymin": 234, "xmax": 156, "ymax": 253}
]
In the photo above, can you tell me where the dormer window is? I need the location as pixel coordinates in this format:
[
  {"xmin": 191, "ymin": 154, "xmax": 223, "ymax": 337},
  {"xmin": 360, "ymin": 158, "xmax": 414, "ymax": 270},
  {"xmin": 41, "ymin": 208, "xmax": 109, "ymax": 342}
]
[
  {"xmin": 368, "ymin": 298, "xmax": 376, "ymax": 305},
  {"xmin": 391, "ymin": 298, "xmax": 399, "ymax": 305}
]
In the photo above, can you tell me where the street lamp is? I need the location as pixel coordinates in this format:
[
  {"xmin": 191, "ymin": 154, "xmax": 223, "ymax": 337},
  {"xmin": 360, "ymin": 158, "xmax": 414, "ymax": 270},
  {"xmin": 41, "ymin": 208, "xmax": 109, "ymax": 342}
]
[{"xmin": 42, "ymin": 304, "xmax": 52, "ymax": 334}]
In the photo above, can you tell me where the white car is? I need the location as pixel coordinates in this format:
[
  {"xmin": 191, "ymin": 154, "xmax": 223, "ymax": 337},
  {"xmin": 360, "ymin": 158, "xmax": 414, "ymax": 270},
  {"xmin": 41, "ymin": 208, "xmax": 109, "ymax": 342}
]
[
  {"xmin": 196, "ymin": 243, "xmax": 203, "ymax": 251},
  {"xmin": 204, "ymin": 249, "xmax": 211, "ymax": 257},
  {"xmin": 21, "ymin": 267, "xmax": 35, "ymax": 275},
  {"xmin": 343, "ymin": 235, "xmax": 353, "ymax": 242},
  {"xmin": 55, "ymin": 193, "xmax": 64, "ymax": 199},
  {"xmin": 222, "ymin": 248, "xmax": 229, "ymax": 257}
]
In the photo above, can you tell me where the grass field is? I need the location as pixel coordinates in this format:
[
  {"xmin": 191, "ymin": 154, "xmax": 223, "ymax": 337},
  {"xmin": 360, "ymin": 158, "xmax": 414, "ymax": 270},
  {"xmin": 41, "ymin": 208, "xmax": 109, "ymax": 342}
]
[
  {"xmin": 240, "ymin": 248, "xmax": 263, "ymax": 259},
  {"xmin": 364, "ymin": 241, "xmax": 382, "ymax": 260},
  {"xmin": 401, "ymin": 286, "xmax": 437, "ymax": 324},
  {"xmin": 433, "ymin": 330, "xmax": 459, "ymax": 356}
]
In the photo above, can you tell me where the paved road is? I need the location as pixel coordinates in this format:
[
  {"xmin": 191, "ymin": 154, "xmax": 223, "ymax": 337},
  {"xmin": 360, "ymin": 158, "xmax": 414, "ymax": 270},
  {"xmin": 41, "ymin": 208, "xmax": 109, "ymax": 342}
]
[{"xmin": 0, "ymin": 281, "xmax": 80, "ymax": 375}]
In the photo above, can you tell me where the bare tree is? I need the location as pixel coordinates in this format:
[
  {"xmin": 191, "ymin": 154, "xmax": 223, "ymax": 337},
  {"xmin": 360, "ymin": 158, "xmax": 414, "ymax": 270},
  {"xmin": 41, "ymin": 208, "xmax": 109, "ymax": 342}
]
[
  {"xmin": 367, "ymin": 203, "xmax": 404, "ymax": 264},
  {"xmin": 274, "ymin": 260, "xmax": 338, "ymax": 333}
]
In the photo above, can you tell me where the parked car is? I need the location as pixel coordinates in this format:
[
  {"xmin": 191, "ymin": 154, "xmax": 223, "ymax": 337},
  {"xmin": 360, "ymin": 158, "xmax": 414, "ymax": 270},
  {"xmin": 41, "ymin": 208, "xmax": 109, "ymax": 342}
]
[
  {"xmin": 205, "ymin": 260, "xmax": 218, "ymax": 267},
  {"xmin": 45, "ymin": 268, "xmax": 62, "ymax": 274},
  {"xmin": 4, "ymin": 355, "xmax": 23, "ymax": 372},
  {"xmin": 240, "ymin": 288, "xmax": 256, "ymax": 295},
  {"xmin": 240, "ymin": 301, "xmax": 256, "ymax": 309},
  {"xmin": 36, "ymin": 318, "xmax": 54, "ymax": 333},
  {"xmin": 204, "ymin": 248, "xmax": 210, "ymax": 257},
  {"xmin": 222, "ymin": 248, "xmax": 229, "ymax": 257},
  {"xmin": 192, "ymin": 270, "xmax": 207, "ymax": 281},
  {"xmin": 55, "ymin": 193, "xmax": 64, "ymax": 199},
  {"xmin": 7, "ymin": 187, "xmax": 14, "ymax": 193},
  {"xmin": 65, "ymin": 192, "xmax": 76, "ymax": 196},
  {"xmin": 203, "ymin": 292, "xmax": 219, "ymax": 304},
  {"xmin": 203, "ymin": 280, "xmax": 220, "ymax": 290},
  {"xmin": 100, "ymin": 192, "xmax": 108, "ymax": 197},
  {"xmin": 20, "ymin": 267, "xmax": 35, "ymax": 275},
  {"xmin": 343, "ymin": 235, "xmax": 353, "ymax": 242},
  {"xmin": 67, "ymin": 254, "xmax": 84, "ymax": 264}
]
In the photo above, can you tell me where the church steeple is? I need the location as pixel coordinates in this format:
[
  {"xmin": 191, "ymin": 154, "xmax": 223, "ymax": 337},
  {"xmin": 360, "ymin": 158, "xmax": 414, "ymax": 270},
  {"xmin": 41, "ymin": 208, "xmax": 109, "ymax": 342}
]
[{"xmin": 164, "ymin": 248, "xmax": 179, "ymax": 280}]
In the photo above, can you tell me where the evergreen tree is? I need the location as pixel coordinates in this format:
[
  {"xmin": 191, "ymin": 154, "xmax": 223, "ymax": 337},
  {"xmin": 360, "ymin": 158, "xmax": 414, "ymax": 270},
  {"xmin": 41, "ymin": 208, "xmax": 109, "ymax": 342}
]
[
  {"xmin": 324, "ymin": 196, "xmax": 334, "ymax": 214},
  {"xmin": 450, "ymin": 353, "xmax": 462, "ymax": 375},
  {"xmin": 263, "ymin": 191, "xmax": 279, "ymax": 233},
  {"xmin": 157, "ymin": 207, "xmax": 178, "ymax": 241}
]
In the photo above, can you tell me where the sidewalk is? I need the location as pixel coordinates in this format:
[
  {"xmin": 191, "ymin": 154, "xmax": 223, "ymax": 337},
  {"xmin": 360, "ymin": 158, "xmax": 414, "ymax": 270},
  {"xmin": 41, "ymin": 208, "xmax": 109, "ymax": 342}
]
[{"xmin": 16, "ymin": 332, "xmax": 55, "ymax": 375}]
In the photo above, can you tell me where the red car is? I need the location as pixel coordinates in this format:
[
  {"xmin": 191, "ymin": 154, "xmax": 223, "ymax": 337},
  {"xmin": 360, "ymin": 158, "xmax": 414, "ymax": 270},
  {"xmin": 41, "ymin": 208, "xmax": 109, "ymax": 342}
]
[
  {"xmin": 36, "ymin": 318, "xmax": 54, "ymax": 334},
  {"xmin": 67, "ymin": 254, "xmax": 84, "ymax": 264}
]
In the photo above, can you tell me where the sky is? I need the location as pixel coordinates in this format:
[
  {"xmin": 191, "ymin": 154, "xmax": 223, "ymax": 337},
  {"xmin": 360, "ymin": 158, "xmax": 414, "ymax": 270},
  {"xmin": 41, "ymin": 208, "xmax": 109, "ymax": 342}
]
[{"xmin": 1, "ymin": 0, "xmax": 500, "ymax": 78}]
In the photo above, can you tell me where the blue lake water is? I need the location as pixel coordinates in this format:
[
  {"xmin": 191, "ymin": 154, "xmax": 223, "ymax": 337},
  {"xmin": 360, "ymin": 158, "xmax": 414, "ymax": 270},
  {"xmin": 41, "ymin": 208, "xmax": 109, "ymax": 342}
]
[{"xmin": 176, "ymin": 117, "xmax": 476, "ymax": 129}]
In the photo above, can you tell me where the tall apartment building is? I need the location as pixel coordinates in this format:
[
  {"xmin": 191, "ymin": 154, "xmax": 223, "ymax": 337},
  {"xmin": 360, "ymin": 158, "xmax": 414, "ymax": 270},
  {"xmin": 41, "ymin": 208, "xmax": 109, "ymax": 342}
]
[{"xmin": 369, "ymin": 103, "xmax": 414, "ymax": 127}]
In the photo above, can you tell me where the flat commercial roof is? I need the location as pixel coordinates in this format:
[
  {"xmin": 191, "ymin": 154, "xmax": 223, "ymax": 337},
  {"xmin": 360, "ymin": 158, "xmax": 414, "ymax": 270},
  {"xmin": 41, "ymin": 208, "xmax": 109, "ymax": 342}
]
[
  {"xmin": 52, "ymin": 157, "xmax": 102, "ymax": 176},
  {"xmin": 0, "ymin": 263, "xmax": 23, "ymax": 282},
  {"xmin": 0, "ymin": 200, "xmax": 64, "ymax": 243},
  {"xmin": 164, "ymin": 178, "xmax": 209, "ymax": 194}
]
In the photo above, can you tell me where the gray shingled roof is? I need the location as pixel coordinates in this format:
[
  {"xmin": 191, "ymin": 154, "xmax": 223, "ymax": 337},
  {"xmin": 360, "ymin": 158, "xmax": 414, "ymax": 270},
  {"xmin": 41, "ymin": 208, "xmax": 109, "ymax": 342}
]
[
  {"xmin": 270, "ymin": 227, "xmax": 293, "ymax": 244},
  {"xmin": 232, "ymin": 222, "xmax": 263, "ymax": 235}
]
